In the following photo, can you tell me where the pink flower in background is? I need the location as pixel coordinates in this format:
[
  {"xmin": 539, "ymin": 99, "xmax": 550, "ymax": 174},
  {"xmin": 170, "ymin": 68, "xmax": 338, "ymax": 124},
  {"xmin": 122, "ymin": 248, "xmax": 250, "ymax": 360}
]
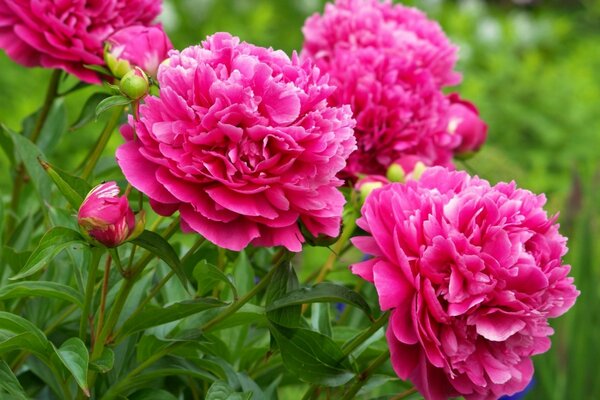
[
  {"xmin": 302, "ymin": 0, "xmax": 461, "ymax": 178},
  {"xmin": 0, "ymin": 0, "xmax": 161, "ymax": 83},
  {"xmin": 447, "ymin": 93, "xmax": 488, "ymax": 156},
  {"xmin": 78, "ymin": 182, "xmax": 140, "ymax": 248},
  {"xmin": 351, "ymin": 167, "xmax": 578, "ymax": 400},
  {"xmin": 116, "ymin": 32, "xmax": 356, "ymax": 252},
  {"xmin": 105, "ymin": 25, "xmax": 172, "ymax": 79}
]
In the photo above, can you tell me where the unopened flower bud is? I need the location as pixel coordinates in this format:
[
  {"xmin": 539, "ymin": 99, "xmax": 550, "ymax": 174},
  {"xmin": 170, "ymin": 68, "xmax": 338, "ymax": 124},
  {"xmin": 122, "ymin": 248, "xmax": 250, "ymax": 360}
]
[
  {"xmin": 78, "ymin": 182, "xmax": 143, "ymax": 247},
  {"xmin": 389, "ymin": 155, "xmax": 429, "ymax": 181},
  {"xmin": 355, "ymin": 175, "xmax": 389, "ymax": 203},
  {"xmin": 120, "ymin": 67, "xmax": 149, "ymax": 100},
  {"xmin": 386, "ymin": 163, "xmax": 406, "ymax": 183},
  {"xmin": 104, "ymin": 47, "xmax": 133, "ymax": 79}
]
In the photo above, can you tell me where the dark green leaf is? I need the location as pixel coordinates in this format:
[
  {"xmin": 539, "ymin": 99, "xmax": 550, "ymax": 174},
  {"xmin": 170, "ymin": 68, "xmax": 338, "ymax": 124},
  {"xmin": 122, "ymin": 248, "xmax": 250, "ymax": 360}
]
[
  {"xmin": 129, "ymin": 389, "xmax": 178, "ymax": 400},
  {"xmin": 55, "ymin": 338, "xmax": 89, "ymax": 396},
  {"xmin": 311, "ymin": 303, "xmax": 332, "ymax": 337},
  {"xmin": 95, "ymin": 95, "xmax": 131, "ymax": 118},
  {"xmin": 266, "ymin": 283, "xmax": 371, "ymax": 317},
  {"xmin": 269, "ymin": 323, "xmax": 355, "ymax": 387},
  {"xmin": 40, "ymin": 160, "xmax": 91, "ymax": 208},
  {"xmin": 0, "ymin": 361, "xmax": 28, "ymax": 399},
  {"xmin": 90, "ymin": 347, "xmax": 114, "ymax": 373},
  {"xmin": 0, "ymin": 281, "xmax": 83, "ymax": 307},
  {"xmin": 83, "ymin": 64, "xmax": 111, "ymax": 75},
  {"xmin": 70, "ymin": 92, "xmax": 111, "ymax": 130},
  {"xmin": 265, "ymin": 262, "xmax": 301, "ymax": 327},
  {"xmin": 0, "ymin": 312, "xmax": 52, "ymax": 358},
  {"xmin": 194, "ymin": 260, "xmax": 238, "ymax": 299},
  {"xmin": 206, "ymin": 381, "xmax": 252, "ymax": 400},
  {"xmin": 131, "ymin": 230, "xmax": 187, "ymax": 287},
  {"xmin": 10, "ymin": 227, "xmax": 86, "ymax": 280},
  {"xmin": 203, "ymin": 304, "xmax": 265, "ymax": 331},
  {"xmin": 119, "ymin": 298, "xmax": 225, "ymax": 338}
]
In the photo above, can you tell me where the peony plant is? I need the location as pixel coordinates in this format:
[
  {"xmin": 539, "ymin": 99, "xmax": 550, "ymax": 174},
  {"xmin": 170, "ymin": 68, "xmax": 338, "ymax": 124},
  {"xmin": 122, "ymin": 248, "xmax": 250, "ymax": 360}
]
[{"xmin": 0, "ymin": 0, "xmax": 578, "ymax": 399}]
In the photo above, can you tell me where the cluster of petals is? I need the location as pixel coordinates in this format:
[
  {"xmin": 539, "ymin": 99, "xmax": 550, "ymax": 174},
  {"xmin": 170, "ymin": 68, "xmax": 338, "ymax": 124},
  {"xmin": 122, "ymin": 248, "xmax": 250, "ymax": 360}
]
[
  {"xmin": 0, "ymin": 0, "xmax": 161, "ymax": 83},
  {"xmin": 302, "ymin": 0, "xmax": 463, "ymax": 178},
  {"xmin": 351, "ymin": 167, "xmax": 578, "ymax": 400},
  {"xmin": 116, "ymin": 32, "xmax": 356, "ymax": 252}
]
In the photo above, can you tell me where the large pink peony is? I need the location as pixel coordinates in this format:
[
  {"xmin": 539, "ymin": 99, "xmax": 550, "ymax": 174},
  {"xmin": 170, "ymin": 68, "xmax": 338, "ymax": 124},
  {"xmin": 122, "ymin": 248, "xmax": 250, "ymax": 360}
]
[
  {"xmin": 302, "ymin": 0, "xmax": 462, "ymax": 178},
  {"xmin": 116, "ymin": 32, "xmax": 356, "ymax": 252},
  {"xmin": 0, "ymin": 0, "xmax": 161, "ymax": 83},
  {"xmin": 351, "ymin": 167, "xmax": 578, "ymax": 400}
]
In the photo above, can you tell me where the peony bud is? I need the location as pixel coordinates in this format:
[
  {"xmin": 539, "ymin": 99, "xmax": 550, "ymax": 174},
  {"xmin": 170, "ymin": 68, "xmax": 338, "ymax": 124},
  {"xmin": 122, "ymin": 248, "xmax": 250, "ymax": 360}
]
[
  {"xmin": 447, "ymin": 93, "xmax": 488, "ymax": 158},
  {"xmin": 120, "ymin": 67, "xmax": 149, "ymax": 100},
  {"xmin": 105, "ymin": 25, "xmax": 173, "ymax": 79},
  {"xmin": 355, "ymin": 175, "xmax": 389, "ymax": 203},
  {"xmin": 78, "ymin": 182, "xmax": 143, "ymax": 248},
  {"xmin": 388, "ymin": 155, "xmax": 429, "ymax": 182}
]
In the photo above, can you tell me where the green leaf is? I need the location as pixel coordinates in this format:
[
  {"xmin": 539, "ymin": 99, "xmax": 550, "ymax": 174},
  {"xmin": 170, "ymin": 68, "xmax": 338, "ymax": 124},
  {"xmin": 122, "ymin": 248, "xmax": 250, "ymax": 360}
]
[
  {"xmin": 194, "ymin": 260, "xmax": 238, "ymax": 299},
  {"xmin": 55, "ymin": 338, "xmax": 89, "ymax": 397},
  {"xmin": 0, "ymin": 361, "xmax": 28, "ymax": 400},
  {"xmin": 34, "ymin": 99, "xmax": 68, "ymax": 154},
  {"xmin": 131, "ymin": 230, "xmax": 187, "ymax": 287},
  {"xmin": 10, "ymin": 227, "xmax": 86, "ymax": 280},
  {"xmin": 83, "ymin": 64, "xmax": 112, "ymax": 75},
  {"xmin": 0, "ymin": 125, "xmax": 15, "ymax": 165},
  {"xmin": 233, "ymin": 251, "xmax": 254, "ymax": 297},
  {"xmin": 206, "ymin": 381, "xmax": 252, "ymax": 400},
  {"xmin": 90, "ymin": 347, "xmax": 114, "ymax": 373},
  {"xmin": 266, "ymin": 283, "xmax": 371, "ymax": 317},
  {"xmin": 265, "ymin": 262, "xmax": 301, "ymax": 327},
  {"xmin": 40, "ymin": 160, "xmax": 91, "ymax": 208},
  {"xmin": 0, "ymin": 312, "xmax": 52, "ymax": 357},
  {"xmin": 129, "ymin": 389, "xmax": 178, "ymax": 400},
  {"xmin": 0, "ymin": 281, "xmax": 83, "ymax": 307},
  {"xmin": 311, "ymin": 303, "xmax": 332, "ymax": 337},
  {"xmin": 70, "ymin": 92, "xmax": 111, "ymax": 131},
  {"xmin": 119, "ymin": 298, "xmax": 225, "ymax": 338},
  {"xmin": 202, "ymin": 304, "xmax": 265, "ymax": 331},
  {"xmin": 95, "ymin": 95, "xmax": 131, "ymax": 118},
  {"xmin": 1, "ymin": 247, "xmax": 32, "ymax": 274},
  {"xmin": 269, "ymin": 323, "xmax": 355, "ymax": 387}
]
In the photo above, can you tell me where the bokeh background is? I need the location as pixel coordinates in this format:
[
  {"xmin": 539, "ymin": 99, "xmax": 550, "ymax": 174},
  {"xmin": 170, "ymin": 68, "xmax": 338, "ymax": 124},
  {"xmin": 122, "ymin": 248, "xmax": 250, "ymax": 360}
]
[{"xmin": 1, "ymin": 0, "xmax": 598, "ymax": 398}]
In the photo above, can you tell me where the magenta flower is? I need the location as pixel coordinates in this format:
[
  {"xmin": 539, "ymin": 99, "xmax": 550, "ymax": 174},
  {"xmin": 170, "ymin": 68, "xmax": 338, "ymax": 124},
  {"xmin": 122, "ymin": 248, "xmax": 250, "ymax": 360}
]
[
  {"xmin": 447, "ymin": 93, "xmax": 488, "ymax": 156},
  {"xmin": 105, "ymin": 25, "xmax": 172, "ymax": 79},
  {"xmin": 302, "ymin": 0, "xmax": 461, "ymax": 178},
  {"xmin": 116, "ymin": 32, "xmax": 356, "ymax": 252},
  {"xmin": 78, "ymin": 182, "xmax": 140, "ymax": 248},
  {"xmin": 0, "ymin": 0, "xmax": 161, "ymax": 83},
  {"xmin": 351, "ymin": 167, "xmax": 578, "ymax": 400}
]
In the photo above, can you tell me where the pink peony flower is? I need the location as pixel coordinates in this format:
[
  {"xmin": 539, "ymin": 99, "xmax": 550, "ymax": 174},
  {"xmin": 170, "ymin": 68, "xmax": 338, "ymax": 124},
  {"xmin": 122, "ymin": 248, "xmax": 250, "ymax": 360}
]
[
  {"xmin": 116, "ymin": 32, "xmax": 356, "ymax": 252},
  {"xmin": 0, "ymin": 0, "xmax": 161, "ymax": 83},
  {"xmin": 301, "ymin": 0, "xmax": 462, "ymax": 179},
  {"xmin": 105, "ymin": 24, "xmax": 172, "ymax": 79},
  {"xmin": 351, "ymin": 167, "xmax": 578, "ymax": 400},
  {"xmin": 78, "ymin": 182, "xmax": 141, "ymax": 248},
  {"xmin": 447, "ymin": 93, "xmax": 488, "ymax": 156}
]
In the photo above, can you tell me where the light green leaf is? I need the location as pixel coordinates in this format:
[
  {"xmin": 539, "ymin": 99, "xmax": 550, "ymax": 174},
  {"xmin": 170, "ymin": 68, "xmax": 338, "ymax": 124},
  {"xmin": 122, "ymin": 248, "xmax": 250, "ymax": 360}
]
[
  {"xmin": 265, "ymin": 262, "xmax": 301, "ymax": 327},
  {"xmin": 95, "ymin": 95, "xmax": 131, "ymax": 118},
  {"xmin": 55, "ymin": 338, "xmax": 89, "ymax": 397},
  {"xmin": 10, "ymin": 227, "xmax": 86, "ymax": 281},
  {"xmin": 0, "ymin": 312, "xmax": 52, "ymax": 358},
  {"xmin": 0, "ymin": 361, "xmax": 29, "ymax": 400},
  {"xmin": 70, "ymin": 92, "xmax": 111, "ymax": 131},
  {"xmin": 194, "ymin": 260, "xmax": 238, "ymax": 299},
  {"xmin": 90, "ymin": 347, "xmax": 114, "ymax": 373},
  {"xmin": 233, "ymin": 251, "xmax": 254, "ymax": 296},
  {"xmin": 0, "ymin": 281, "xmax": 83, "ymax": 307},
  {"xmin": 40, "ymin": 160, "xmax": 91, "ymax": 208},
  {"xmin": 266, "ymin": 282, "xmax": 371, "ymax": 318},
  {"xmin": 131, "ymin": 230, "xmax": 187, "ymax": 287}
]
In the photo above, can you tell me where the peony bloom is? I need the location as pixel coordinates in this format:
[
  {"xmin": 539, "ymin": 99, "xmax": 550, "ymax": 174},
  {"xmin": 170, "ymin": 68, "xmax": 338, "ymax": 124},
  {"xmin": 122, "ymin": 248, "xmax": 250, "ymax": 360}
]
[
  {"xmin": 105, "ymin": 25, "xmax": 172, "ymax": 79},
  {"xmin": 0, "ymin": 0, "xmax": 161, "ymax": 83},
  {"xmin": 78, "ymin": 182, "xmax": 142, "ymax": 248},
  {"xmin": 447, "ymin": 93, "xmax": 488, "ymax": 156},
  {"xmin": 351, "ymin": 167, "xmax": 578, "ymax": 400},
  {"xmin": 302, "ymin": 0, "xmax": 461, "ymax": 178},
  {"xmin": 116, "ymin": 32, "xmax": 356, "ymax": 252}
]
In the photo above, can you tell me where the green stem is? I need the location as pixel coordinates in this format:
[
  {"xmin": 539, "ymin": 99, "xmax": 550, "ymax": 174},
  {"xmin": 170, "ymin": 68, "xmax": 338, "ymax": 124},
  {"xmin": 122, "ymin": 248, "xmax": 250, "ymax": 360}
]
[
  {"xmin": 80, "ymin": 248, "xmax": 103, "ymax": 341},
  {"xmin": 341, "ymin": 349, "xmax": 390, "ymax": 400},
  {"xmin": 92, "ymin": 253, "xmax": 112, "ymax": 353},
  {"xmin": 5, "ymin": 69, "xmax": 62, "ymax": 238},
  {"xmin": 302, "ymin": 312, "xmax": 390, "ymax": 399},
  {"xmin": 390, "ymin": 387, "xmax": 418, "ymax": 400},
  {"xmin": 80, "ymin": 105, "xmax": 124, "ymax": 180}
]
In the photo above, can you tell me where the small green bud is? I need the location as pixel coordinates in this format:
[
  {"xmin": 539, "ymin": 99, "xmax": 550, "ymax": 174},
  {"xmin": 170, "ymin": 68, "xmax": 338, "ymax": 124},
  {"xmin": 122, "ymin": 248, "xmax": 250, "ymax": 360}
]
[
  {"xmin": 411, "ymin": 161, "xmax": 427, "ymax": 180},
  {"xmin": 120, "ymin": 67, "xmax": 149, "ymax": 100},
  {"xmin": 359, "ymin": 181, "xmax": 383, "ymax": 203},
  {"xmin": 386, "ymin": 163, "xmax": 406, "ymax": 183}
]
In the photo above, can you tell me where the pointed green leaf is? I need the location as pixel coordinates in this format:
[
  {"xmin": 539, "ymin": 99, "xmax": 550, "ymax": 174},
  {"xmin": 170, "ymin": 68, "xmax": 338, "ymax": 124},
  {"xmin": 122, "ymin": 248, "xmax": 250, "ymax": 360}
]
[
  {"xmin": 83, "ymin": 64, "xmax": 111, "ymax": 75},
  {"xmin": 0, "ymin": 312, "xmax": 52, "ymax": 357},
  {"xmin": 95, "ymin": 95, "xmax": 131, "ymax": 118},
  {"xmin": 269, "ymin": 323, "xmax": 355, "ymax": 387},
  {"xmin": 131, "ymin": 230, "xmax": 187, "ymax": 286},
  {"xmin": 90, "ymin": 347, "xmax": 114, "ymax": 373},
  {"xmin": 40, "ymin": 160, "xmax": 91, "ymax": 208},
  {"xmin": 10, "ymin": 227, "xmax": 86, "ymax": 280},
  {"xmin": 265, "ymin": 262, "xmax": 301, "ymax": 327},
  {"xmin": 0, "ymin": 361, "xmax": 28, "ymax": 400},
  {"xmin": 266, "ymin": 282, "xmax": 371, "ymax": 317},
  {"xmin": 119, "ymin": 298, "xmax": 225, "ymax": 338},
  {"xmin": 194, "ymin": 260, "xmax": 238, "ymax": 299},
  {"xmin": 70, "ymin": 92, "xmax": 111, "ymax": 130},
  {"xmin": 0, "ymin": 281, "xmax": 83, "ymax": 307},
  {"xmin": 206, "ymin": 381, "xmax": 252, "ymax": 400},
  {"xmin": 55, "ymin": 338, "xmax": 89, "ymax": 397}
]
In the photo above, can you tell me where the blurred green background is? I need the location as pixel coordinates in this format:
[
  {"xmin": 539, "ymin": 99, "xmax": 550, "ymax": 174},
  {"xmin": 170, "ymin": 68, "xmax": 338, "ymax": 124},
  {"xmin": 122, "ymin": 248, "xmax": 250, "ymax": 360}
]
[{"xmin": 1, "ymin": 0, "xmax": 598, "ymax": 398}]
